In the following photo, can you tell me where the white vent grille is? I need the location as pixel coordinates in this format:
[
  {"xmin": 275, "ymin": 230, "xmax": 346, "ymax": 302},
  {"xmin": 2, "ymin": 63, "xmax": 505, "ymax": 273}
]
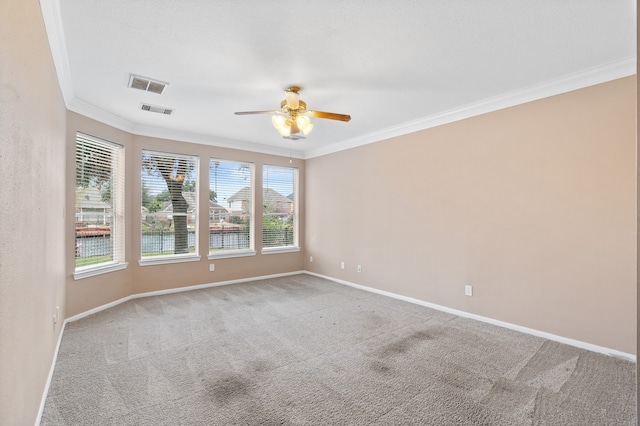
[
  {"xmin": 128, "ymin": 74, "xmax": 168, "ymax": 94},
  {"xmin": 140, "ymin": 104, "xmax": 174, "ymax": 115}
]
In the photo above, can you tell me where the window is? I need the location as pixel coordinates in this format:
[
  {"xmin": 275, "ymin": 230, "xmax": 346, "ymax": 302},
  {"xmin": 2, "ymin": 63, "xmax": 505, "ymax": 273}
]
[
  {"xmin": 140, "ymin": 150, "xmax": 199, "ymax": 264},
  {"xmin": 209, "ymin": 159, "xmax": 255, "ymax": 258},
  {"xmin": 262, "ymin": 165, "xmax": 298, "ymax": 251},
  {"xmin": 74, "ymin": 133, "xmax": 126, "ymax": 278}
]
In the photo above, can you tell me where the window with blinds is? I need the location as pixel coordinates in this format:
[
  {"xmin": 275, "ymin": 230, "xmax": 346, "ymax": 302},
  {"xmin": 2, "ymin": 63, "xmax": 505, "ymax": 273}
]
[
  {"xmin": 262, "ymin": 165, "xmax": 297, "ymax": 249},
  {"xmin": 141, "ymin": 150, "xmax": 198, "ymax": 259},
  {"xmin": 209, "ymin": 159, "xmax": 254, "ymax": 256},
  {"xmin": 75, "ymin": 133, "xmax": 125, "ymax": 271}
]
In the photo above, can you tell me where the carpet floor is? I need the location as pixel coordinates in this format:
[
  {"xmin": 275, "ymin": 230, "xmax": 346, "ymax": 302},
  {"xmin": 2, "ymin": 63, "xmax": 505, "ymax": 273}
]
[{"xmin": 41, "ymin": 274, "xmax": 636, "ymax": 425}]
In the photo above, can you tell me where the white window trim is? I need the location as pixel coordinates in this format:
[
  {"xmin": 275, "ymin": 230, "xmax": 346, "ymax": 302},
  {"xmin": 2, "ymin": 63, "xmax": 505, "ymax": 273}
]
[
  {"xmin": 138, "ymin": 254, "xmax": 201, "ymax": 267},
  {"xmin": 74, "ymin": 262, "xmax": 128, "ymax": 280},
  {"xmin": 141, "ymin": 149, "xmax": 200, "ymax": 261},
  {"xmin": 262, "ymin": 164, "xmax": 298, "ymax": 250},
  {"xmin": 209, "ymin": 158, "xmax": 255, "ymax": 257},
  {"xmin": 261, "ymin": 246, "xmax": 301, "ymax": 255},
  {"xmin": 75, "ymin": 133, "xmax": 125, "ymax": 277},
  {"xmin": 208, "ymin": 249, "xmax": 257, "ymax": 260}
]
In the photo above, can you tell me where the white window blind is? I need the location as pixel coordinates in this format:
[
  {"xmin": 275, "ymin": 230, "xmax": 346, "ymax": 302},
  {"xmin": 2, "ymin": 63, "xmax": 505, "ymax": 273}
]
[
  {"xmin": 209, "ymin": 159, "xmax": 254, "ymax": 255},
  {"xmin": 75, "ymin": 133, "xmax": 124, "ymax": 270},
  {"xmin": 141, "ymin": 150, "xmax": 198, "ymax": 258},
  {"xmin": 262, "ymin": 165, "xmax": 297, "ymax": 249}
]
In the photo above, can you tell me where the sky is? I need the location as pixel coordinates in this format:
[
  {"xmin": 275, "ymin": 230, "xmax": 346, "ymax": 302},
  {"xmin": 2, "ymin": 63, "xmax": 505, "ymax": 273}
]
[
  {"xmin": 142, "ymin": 157, "xmax": 295, "ymax": 204},
  {"xmin": 212, "ymin": 161, "xmax": 295, "ymax": 204}
]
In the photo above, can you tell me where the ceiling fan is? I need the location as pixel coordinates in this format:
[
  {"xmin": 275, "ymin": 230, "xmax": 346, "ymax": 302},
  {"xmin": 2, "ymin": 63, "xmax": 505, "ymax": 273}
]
[{"xmin": 234, "ymin": 86, "xmax": 351, "ymax": 139}]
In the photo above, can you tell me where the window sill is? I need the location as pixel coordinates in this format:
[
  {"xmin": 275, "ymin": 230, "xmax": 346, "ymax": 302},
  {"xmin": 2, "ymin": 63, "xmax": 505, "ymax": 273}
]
[
  {"xmin": 74, "ymin": 262, "xmax": 128, "ymax": 280},
  {"xmin": 208, "ymin": 250, "xmax": 256, "ymax": 260},
  {"xmin": 261, "ymin": 246, "xmax": 301, "ymax": 255},
  {"xmin": 138, "ymin": 254, "xmax": 201, "ymax": 266}
]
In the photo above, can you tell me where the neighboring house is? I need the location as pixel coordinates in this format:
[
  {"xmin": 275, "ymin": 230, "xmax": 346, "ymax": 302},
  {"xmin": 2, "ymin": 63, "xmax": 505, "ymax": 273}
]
[
  {"xmin": 158, "ymin": 192, "xmax": 197, "ymax": 223},
  {"xmin": 155, "ymin": 192, "xmax": 229, "ymax": 224},
  {"xmin": 75, "ymin": 186, "xmax": 111, "ymax": 225},
  {"xmin": 226, "ymin": 187, "xmax": 252, "ymax": 213},
  {"xmin": 264, "ymin": 188, "xmax": 294, "ymax": 214},
  {"xmin": 209, "ymin": 201, "xmax": 229, "ymax": 223},
  {"xmin": 227, "ymin": 187, "xmax": 293, "ymax": 214}
]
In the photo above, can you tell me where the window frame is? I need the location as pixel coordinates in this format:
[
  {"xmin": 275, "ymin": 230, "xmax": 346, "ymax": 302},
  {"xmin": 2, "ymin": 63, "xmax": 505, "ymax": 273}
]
[
  {"xmin": 208, "ymin": 158, "xmax": 256, "ymax": 260},
  {"xmin": 73, "ymin": 133, "xmax": 127, "ymax": 280},
  {"xmin": 261, "ymin": 164, "xmax": 299, "ymax": 254},
  {"xmin": 139, "ymin": 149, "xmax": 201, "ymax": 266}
]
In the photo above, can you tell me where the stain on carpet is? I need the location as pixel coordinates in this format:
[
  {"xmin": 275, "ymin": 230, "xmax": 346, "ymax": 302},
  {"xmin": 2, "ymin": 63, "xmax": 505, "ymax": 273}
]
[
  {"xmin": 379, "ymin": 329, "xmax": 436, "ymax": 357},
  {"xmin": 205, "ymin": 374, "xmax": 253, "ymax": 404},
  {"xmin": 370, "ymin": 360, "xmax": 393, "ymax": 375}
]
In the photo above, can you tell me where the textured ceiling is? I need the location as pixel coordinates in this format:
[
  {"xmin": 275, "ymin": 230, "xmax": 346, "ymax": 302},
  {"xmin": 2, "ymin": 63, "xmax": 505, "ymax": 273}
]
[{"xmin": 42, "ymin": 0, "xmax": 635, "ymax": 158}]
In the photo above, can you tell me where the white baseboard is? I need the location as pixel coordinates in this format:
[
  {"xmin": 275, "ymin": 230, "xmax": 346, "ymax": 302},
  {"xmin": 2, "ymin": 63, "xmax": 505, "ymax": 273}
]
[
  {"xmin": 37, "ymin": 268, "xmax": 634, "ymax": 424},
  {"xmin": 37, "ymin": 270, "xmax": 304, "ymax": 425},
  {"xmin": 304, "ymin": 271, "xmax": 636, "ymax": 362},
  {"xmin": 65, "ymin": 270, "xmax": 305, "ymax": 323},
  {"xmin": 35, "ymin": 320, "xmax": 67, "ymax": 426}
]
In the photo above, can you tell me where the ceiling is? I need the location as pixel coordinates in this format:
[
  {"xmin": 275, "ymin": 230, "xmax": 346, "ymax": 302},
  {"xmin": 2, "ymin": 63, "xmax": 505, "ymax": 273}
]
[{"xmin": 41, "ymin": 1, "xmax": 636, "ymax": 159}]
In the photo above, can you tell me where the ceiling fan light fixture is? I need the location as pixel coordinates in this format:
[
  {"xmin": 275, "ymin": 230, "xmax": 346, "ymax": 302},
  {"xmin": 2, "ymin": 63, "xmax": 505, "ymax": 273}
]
[
  {"xmin": 285, "ymin": 88, "xmax": 300, "ymax": 109},
  {"xmin": 234, "ymin": 85, "xmax": 349, "ymax": 139},
  {"xmin": 272, "ymin": 115, "xmax": 286, "ymax": 129},
  {"xmin": 296, "ymin": 115, "xmax": 313, "ymax": 135},
  {"xmin": 297, "ymin": 115, "xmax": 310, "ymax": 128},
  {"xmin": 278, "ymin": 122, "xmax": 292, "ymax": 137},
  {"xmin": 290, "ymin": 120, "xmax": 300, "ymax": 135},
  {"xmin": 302, "ymin": 123, "xmax": 314, "ymax": 136}
]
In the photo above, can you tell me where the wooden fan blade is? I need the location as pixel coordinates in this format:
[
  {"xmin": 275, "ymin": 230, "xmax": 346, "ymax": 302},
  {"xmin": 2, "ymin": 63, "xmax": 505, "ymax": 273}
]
[
  {"xmin": 306, "ymin": 110, "xmax": 351, "ymax": 122},
  {"xmin": 234, "ymin": 110, "xmax": 282, "ymax": 115}
]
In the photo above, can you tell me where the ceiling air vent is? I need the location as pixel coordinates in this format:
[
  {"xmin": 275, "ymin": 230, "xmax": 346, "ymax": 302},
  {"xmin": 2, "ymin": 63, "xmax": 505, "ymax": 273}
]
[
  {"xmin": 140, "ymin": 103, "xmax": 174, "ymax": 115},
  {"xmin": 128, "ymin": 74, "xmax": 168, "ymax": 94}
]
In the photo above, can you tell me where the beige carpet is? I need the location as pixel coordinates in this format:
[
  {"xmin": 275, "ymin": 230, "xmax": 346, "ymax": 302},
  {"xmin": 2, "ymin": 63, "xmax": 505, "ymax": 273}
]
[{"xmin": 41, "ymin": 274, "xmax": 636, "ymax": 425}]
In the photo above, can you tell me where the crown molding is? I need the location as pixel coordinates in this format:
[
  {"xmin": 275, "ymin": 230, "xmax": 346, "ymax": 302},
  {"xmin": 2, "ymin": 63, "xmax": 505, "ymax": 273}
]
[
  {"xmin": 303, "ymin": 56, "xmax": 636, "ymax": 159},
  {"xmin": 67, "ymin": 98, "xmax": 305, "ymax": 158},
  {"xmin": 41, "ymin": 0, "xmax": 634, "ymax": 161},
  {"xmin": 39, "ymin": 0, "xmax": 305, "ymax": 159},
  {"xmin": 67, "ymin": 98, "xmax": 304, "ymax": 159},
  {"xmin": 67, "ymin": 98, "xmax": 135, "ymax": 133},
  {"xmin": 66, "ymin": 98, "xmax": 305, "ymax": 158},
  {"xmin": 131, "ymin": 124, "xmax": 306, "ymax": 159},
  {"xmin": 40, "ymin": 0, "xmax": 73, "ymax": 104}
]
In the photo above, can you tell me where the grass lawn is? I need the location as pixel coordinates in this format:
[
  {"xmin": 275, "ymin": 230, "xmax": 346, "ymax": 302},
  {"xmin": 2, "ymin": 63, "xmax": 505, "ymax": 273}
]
[
  {"xmin": 77, "ymin": 248, "xmax": 197, "ymax": 266},
  {"xmin": 75, "ymin": 255, "xmax": 112, "ymax": 268}
]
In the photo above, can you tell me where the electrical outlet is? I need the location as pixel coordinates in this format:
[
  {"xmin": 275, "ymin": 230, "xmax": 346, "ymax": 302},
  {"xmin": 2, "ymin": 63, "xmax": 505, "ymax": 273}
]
[
  {"xmin": 465, "ymin": 285, "xmax": 473, "ymax": 296},
  {"xmin": 341, "ymin": 261, "xmax": 345, "ymax": 269},
  {"xmin": 310, "ymin": 256, "xmax": 313, "ymax": 262},
  {"xmin": 357, "ymin": 265, "xmax": 362, "ymax": 273},
  {"xmin": 209, "ymin": 264, "xmax": 215, "ymax": 272}
]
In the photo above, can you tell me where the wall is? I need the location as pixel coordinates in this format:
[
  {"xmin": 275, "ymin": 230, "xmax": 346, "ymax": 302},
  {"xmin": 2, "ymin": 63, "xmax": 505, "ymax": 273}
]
[
  {"xmin": 636, "ymin": 2, "xmax": 640, "ymax": 416},
  {"xmin": 306, "ymin": 77, "xmax": 637, "ymax": 355},
  {"xmin": 65, "ymin": 113, "xmax": 134, "ymax": 316},
  {"xmin": 65, "ymin": 113, "xmax": 305, "ymax": 317},
  {"xmin": 0, "ymin": 0, "xmax": 67, "ymax": 424}
]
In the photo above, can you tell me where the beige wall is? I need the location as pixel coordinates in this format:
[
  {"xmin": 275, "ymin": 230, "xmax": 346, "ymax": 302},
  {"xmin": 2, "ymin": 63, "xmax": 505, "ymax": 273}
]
[
  {"xmin": 306, "ymin": 77, "xmax": 637, "ymax": 355},
  {"xmin": 1, "ymin": 4, "xmax": 635, "ymax": 424},
  {"xmin": 65, "ymin": 114, "xmax": 135, "ymax": 316},
  {"xmin": 0, "ymin": 0, "xmax": 67, "ymax": 424},
  {"xmin": 65, "ymin": 114, "xmax": 305, "ymax": 317},
  {"xmin": 636, "ymin": 1, "xmax": 640, "ymax": 416}
]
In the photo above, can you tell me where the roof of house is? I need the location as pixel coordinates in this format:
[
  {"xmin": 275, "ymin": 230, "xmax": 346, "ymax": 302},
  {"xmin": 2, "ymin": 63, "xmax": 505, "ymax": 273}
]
[
  {"xmin": 160, "ymin": 192, "xmax": 228, "ymax": 214},
  {"xmin": 227, "ymin": 187, "xmax": 292, "ymax": 206},
  {"xmin": 75, "ymin": 186, "xmax": 111, "ymax": 210}
]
